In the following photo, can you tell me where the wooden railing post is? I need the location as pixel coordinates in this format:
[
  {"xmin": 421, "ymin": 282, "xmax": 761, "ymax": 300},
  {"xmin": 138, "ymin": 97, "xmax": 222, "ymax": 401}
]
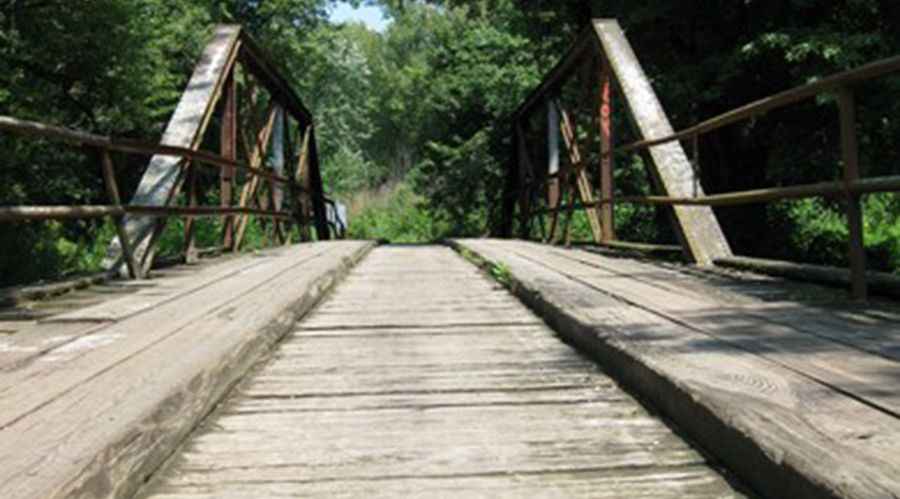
[
  {"xmin": 100, "ymin": 150, "xmax": 142, "ymax": 279},
  {"xmin": 837, "ymin": 88, "xmax": 867, "ymax": 301},
  {"xmin": 598, "ymin": 57, "xmax": 615, "ymax": 242}
]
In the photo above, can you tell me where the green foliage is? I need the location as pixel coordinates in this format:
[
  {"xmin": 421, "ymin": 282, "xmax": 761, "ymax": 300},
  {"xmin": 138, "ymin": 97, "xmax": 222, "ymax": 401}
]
[
  {"xmin": 489, "ymin": 262, "xmax": 512, "ymax": 287},
  {"xmin": 5, "ymin": 0, "xmax": 900, "ymax": 288},
  {"xmin": 347, "ymin": 183, "xmax": 448, "ymax": 243},
  {"xmin": 774, "ymin": 194, "xmax": 900, "ymax": 273},
  {"xmin": 0, "ymin": 220, "xmax": 115, "ymax": 285},
  {"xmin": 0, "ymin": 0, "xmax": 330, "ymax": 286},
  {"xmin": 584, "ymin": 0, "xmax": 900, "ymax": 269},
  {"xmin": 322, "ymin": 146, "xmax": 379, "ymax": 194}
]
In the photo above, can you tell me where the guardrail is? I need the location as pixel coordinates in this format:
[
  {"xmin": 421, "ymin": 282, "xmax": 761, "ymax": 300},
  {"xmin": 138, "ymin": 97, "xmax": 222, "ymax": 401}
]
[
  {"xmin": 0, "ymin": 116, "xmax": 336, "ymax": 279},
  {"xmin": 0, "ymin": 25, "xmax": 343, "ymax": 283},
  {"xmin": 504, "ymin": 18, "xmax": 900, "ymax": 300}
]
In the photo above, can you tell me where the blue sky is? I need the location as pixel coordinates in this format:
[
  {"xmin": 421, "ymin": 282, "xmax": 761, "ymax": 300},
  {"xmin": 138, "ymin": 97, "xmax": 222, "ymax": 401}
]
[{"xmin": 329, "ymin": 2, "xmax": 390, "ymax": 32}]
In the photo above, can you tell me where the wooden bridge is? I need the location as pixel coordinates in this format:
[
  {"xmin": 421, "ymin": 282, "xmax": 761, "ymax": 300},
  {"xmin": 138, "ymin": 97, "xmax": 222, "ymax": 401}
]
[{"xmin": 2, "ymin": 20, "xmax": 900, "ymax": 499}]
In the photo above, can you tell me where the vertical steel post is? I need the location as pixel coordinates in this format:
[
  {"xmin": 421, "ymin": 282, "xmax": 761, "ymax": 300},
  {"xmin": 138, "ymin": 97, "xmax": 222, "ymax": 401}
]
[
  {"xmin": 269, "ymin": 109, "xmax": 286, "ymax": 245},
  {"xmin": 598, "ymin": 58, "xmax": 615, "ymax": 242},
  {"xmin": 691, "ymin": 134, "xmax": 700, "ymax": 198},
  {"xmin": 499, "ymin": 121, "xmax": 519, "ymax": 238},
  {"xmin": 837, "ymin": 88, "xmax": 867, "ymax": 301},
  {"xmin": 184, "ymin": 163, "xmax": 198, "ymax": 263},
  {"xmin": 220, "ymin": 73, "xmax": 238, "ymax": 249},
  {"xmin": 514, "ymin": 122, "xmax": 531, "ymax": 239},
  {"xmin": 545, "ymin": 101, "xmax": 564, "ymax": 243},
  {"xmin": 100, "ymin": 150, "xmax": 142, "ymax": 279},
  {"xmin": 294, "ymin": 127, "xmax": 312, "ymax": 242},
  {"xmin": 547, "ymin": 101, "xmax": 561, "ymax": 211}
]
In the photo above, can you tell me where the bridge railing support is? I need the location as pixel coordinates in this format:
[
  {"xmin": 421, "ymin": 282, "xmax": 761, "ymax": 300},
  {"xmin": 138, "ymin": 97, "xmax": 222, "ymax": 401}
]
[
  {"xmin": 502, "ymin": 19, "xmax": 732, "ymax": 265},
  {"xmin": 501, "ymin": 17, "xmax": 900, "ymax": 300},
  {"xmin": 0, "ymin": 26, "xmax": 345, "ymax": 282},
  {"xmin": 837, "ymin": 88, "xmax": 867, "ymax": 301}
]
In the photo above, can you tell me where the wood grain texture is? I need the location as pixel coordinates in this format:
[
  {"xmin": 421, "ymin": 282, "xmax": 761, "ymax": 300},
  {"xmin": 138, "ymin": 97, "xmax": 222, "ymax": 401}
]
[
  {"xmin": 0, "ymin": 241, "xmax": 373, "ymax": 499},
  {"xmin": 593, "ymin": 19, "xmax": 731, "ymax": 264},
  {"xmin": 0, "ymin": 251, "xmax": 293, "ymax": 370},
  {"xmin": 507, "ymin": 241, "xmax": 900, "ymax": 415},
  {"xmin": 140, "ymin": 246, "xmax": 745, "ymax": 499},
  {"xmin": 455, "ymin": 238, "xmax": 900, "ymax": 499}
]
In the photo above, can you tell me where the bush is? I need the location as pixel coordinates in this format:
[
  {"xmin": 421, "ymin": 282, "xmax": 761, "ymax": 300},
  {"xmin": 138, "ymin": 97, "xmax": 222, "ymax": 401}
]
[
  {"xmin": 774, "ymin": 194, "xmax": 900, "ymax": 272},
  {"xmin": 0, "ymin": 220, "xmax": 115, "ymax": 287},
  {"xmin": 347, "ymin": 182, "xmax": 449, "ymax": 243}
]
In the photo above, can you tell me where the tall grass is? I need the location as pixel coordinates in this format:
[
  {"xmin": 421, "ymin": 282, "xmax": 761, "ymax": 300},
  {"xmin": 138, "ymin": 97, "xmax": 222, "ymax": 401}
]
[{"xmin": 346, "ymin": 181, "xmax": 449, "ymax": 243}]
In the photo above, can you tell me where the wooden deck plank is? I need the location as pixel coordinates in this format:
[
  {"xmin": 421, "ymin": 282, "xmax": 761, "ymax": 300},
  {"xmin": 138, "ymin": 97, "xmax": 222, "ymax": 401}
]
[
  {"xmin": 139, "ymin": 246, "xmax": 745, "ymax": 498},
  {"xmin": 145, "ymin": 466, "xmax": 739, "ymax": 499},
  {"xmin": 0, "ymin": 244, "xmax": 335, "ymax": 417},
  {"xmin": 455, "ymin": 238, "xmax": 900, "ymax": 499},
  {"xmin": 0, "ymin": 241, "xmax": 372, "ymax": 499},
  {"xmin": 0, "ymin": 254, "xmax": 281, "ymax": 370},
  {"xmin": 500, "ymin": 241, "xmax": 900, "ymax": 418}
]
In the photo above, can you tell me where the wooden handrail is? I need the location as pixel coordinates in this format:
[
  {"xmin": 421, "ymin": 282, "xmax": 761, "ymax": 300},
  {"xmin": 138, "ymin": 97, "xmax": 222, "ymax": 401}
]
[
  {"xmin": 0, "ymin": 205, "xmax": 293, "ymax": 222},
  {"xmin": 651, "ymin": 55, "xmax": 900, "ymax": 148},
  {"xmin": 0, "ymin": 116, "xmax": 294, "ymax": 186},
  {"xmin": 530, "ymin": 175, "xmax": 900, "ymax": 213},
  {"xmin": 508, "ymin": 21, "xmax": 900, "ymax": 300},
  {"xmin": 614, "ymin": 54, "xmax": 900, "ymax": 156},
  {"xmin": 511, "ymin": 24, "xmax": 900, "ymax": 157}
]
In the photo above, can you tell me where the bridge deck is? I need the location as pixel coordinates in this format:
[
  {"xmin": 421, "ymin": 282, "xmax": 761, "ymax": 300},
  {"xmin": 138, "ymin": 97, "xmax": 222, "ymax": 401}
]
[
  {"xmin": 139, "ymin": 246, "xmax": 746, "ymax": 498},
  {"xmin": 0, "ymin": 241, "xmax": 372, "ymax": 499},
  {"xmin": 456, "ymin": 239, "xmax": 900, "ymax": 499}
]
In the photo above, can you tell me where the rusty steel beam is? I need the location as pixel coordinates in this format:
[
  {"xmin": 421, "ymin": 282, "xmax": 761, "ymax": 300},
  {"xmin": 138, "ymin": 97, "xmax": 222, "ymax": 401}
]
[
  {"xmin": 184, "ymin": 163, "xmax": 199, "ymax": 264},
  {"xmin": 597, "ymin": 57, "xmax": 615, "ymax": 242},
  {"xmin": 556, "ymin": 102, "xmax": 603, "ymax": 243},
  {"xmin": 113, "ymin": 25, "xmax": 243, "ymax": 273},
  {"xmin": 100, "ymin": 151, "xmax": 142, "ymax": 279},
  {"xmin": 233, "ymin": 105, "xmax": 279, "ymax": 252},
  {"xmin": 306, "ymin": 126, "xmax": 331, "ymax": 240},
  {"xmin": 593, "ymin": 19, "xmax": 731, "ymax": 264},
  {"xmin": 221, "ymin": 72, "xmax": 238, "ymax": 249},
  {"xmin": 238, "ymin": 35, "xmax": 313, "ymax": 127}
]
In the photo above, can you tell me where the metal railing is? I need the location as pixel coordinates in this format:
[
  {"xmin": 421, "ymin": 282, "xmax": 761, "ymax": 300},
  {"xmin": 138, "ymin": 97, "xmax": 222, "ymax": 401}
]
[
  {"xmin": 0, "ymin": 25, "xmax": 341, "ymax": 283},
  {"xmin": 505, "ymin": 19, "xmax": 900, "ymax": 300},
  {"xmin": 0, "ymin": 116, "xmax": 328, "ymax": 279}
]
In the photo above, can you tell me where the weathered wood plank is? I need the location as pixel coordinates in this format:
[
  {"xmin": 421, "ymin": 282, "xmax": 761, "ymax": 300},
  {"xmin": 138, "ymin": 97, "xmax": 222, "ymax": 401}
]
[
  {"xmin": 520, "ymin": 242, "xmax": 900, "ymax": 395},
  {"xmin": 716, "ymin": 255, "xmax": 900, "ymax": 300},
  {"xmin": 145, "ymin": 466, "xmax": 741, "ymax": 499},
  {"xmin": 455, "ymin": 238, "xmax": 900, "ymax": 499},
  {"xmin": 0, "ymin": 251, "xmax": 289, "ymax": 370},
  {"xmin": 0, "ymin": 241, "xmax": 373, "ymax": 499},
  {"xmin": 139, "ymin": 246, "xmax": 744, "ymax": 499}
]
